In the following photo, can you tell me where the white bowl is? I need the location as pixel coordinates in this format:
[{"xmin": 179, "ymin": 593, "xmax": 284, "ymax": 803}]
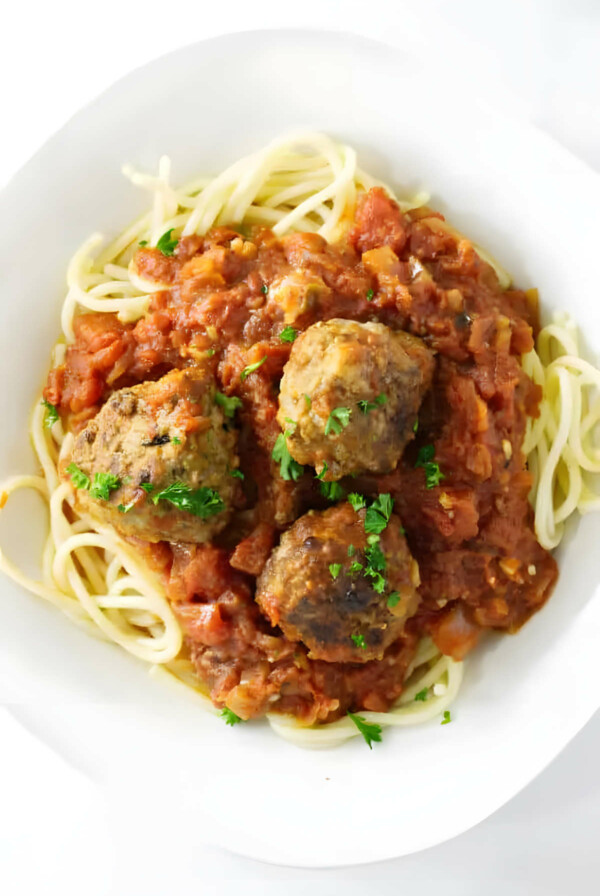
[{"xmin": 1, "ymin": 30, "xmax": 600, "ymax": 867}]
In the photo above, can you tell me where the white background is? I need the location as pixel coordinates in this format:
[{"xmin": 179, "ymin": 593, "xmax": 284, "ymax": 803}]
[{"xmin": 1, "ymin": 1, "xmax": 599, "ymax": 892}]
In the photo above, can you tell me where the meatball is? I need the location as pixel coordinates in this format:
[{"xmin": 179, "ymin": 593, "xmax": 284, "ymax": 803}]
[
  {"xmin": 65, "ymin": 367, "xmax": 239, "ymax": 543},
  {"xmin": 256, "ymin": 503, "xmax": 421, "ymax": 663},
  {"xmin": 277, "ymin": 319, "xmax": 434, "ymax": 479}
]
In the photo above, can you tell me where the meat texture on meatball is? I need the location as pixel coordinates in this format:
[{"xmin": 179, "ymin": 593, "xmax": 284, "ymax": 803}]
[
  {"xmin": 256, "ymin": 502, "xmax": 421, "ymax": 663},
  {"xmin": 277, "ymin": 319, "xmax": 434, "ymax": 479},
  {"xmin": 65, "ymin": 367, "xmax": 240, "ymax": 543}
]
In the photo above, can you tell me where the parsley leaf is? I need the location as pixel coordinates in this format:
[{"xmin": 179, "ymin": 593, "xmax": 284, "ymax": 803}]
[
  {"xmin": 240, "ymin": 356, "xmax": 267, "ymax": 381},
  {"xmin": 413, "ymin": 418, "xmax": 419, "ymax": 433},
  {"xmin": 221, "ymin": 707, "xmax": 244, "ymax": 726},
  {"xmin": 138, "ymin": 240, "xmax": 148, "ymax": 247},
  {"xmin": 351, "ymin": 633, "xmax": 367, "ymax": 649},
  {"xmin": 66, "ymin": 463, "xmax": 90, "ymax": 491},
  {"xmin": 414, "ymin": 688, "xmax": 429, "ymax": 702},
  {"xmin": 357, "ymin": 394, "xmax": 387, "ymax": 415},
  {"xmin": 366, "ymin": 288, "xmax": 375, "ymax": 301},
  {"xmin": 441, "ymin": 710, "xmax": 452, "ymax": 725},
  {"xmin": 347, "ymin": 544, "xmax": 356, "ymax": 557},
  {"xmin": 42, "ymin": 398, "xmax": 59, "ymax": 429},
  {"xmin": 261, "ymin": 284, "xmax": 268, "ymax": 295},
  {"xmin": 324, "ymin": 406, "xmax": 352, "ymax": 436},
  {"xmin": 140, "ymin": 482, "xmax": 155, "ymax": 494},
  {"xmin": 316, "ymin": 462, "xmax": 328, "ymax": 481},
  {"xmin": 349, "ymin": 560, "xmax": 364, "ymax": 575},
  {"xmin": 347, "ymin": 712, "xmax": 382, "ymax": 749},
  {"xmin": 229, "ymin": 469, "xmax": 244, "ymax": 480},
  {"xmin": 364, "ymin": 493, "xmax": 394, "ymax": 535},
  {"xmin": 156, "ymin": 228, "xmax": 178, "ymax": 256},
  {"xmin": 272, "ymin": 433, "xmax": 304, "ymax": 481},
  {"xmin": 90, "ymin": 472, "xmax": 121, "ymax": 500},
  {"xmin": 320, "ymin": 480, "xmax": 345, "ymax": 501},
  {"xmin": 329, "ymin": 563, "xmax": 342, "ymax": 579},
  {"xmin": 279, "ymin": 326, "xmax": 297, "ymax": 343},
  {"xmin": 150, "ymin": 482, "xmax": 225, "ymax": 518},
  {"xmin": 304, "ymin": 393, "xmax": 312, "ymax": 408},
  {"xmin": 172, "ymin": 436, "xmax": 181, "ymax": 445},
  {"xmin": 415, "ymin": 444, "xmax": 445, "ymax": 489},
  {"xmin": 347, "ymin": 493, "xmax": 366, "ymax": 512},
  {"xmin": 118, "ymin": 501, "xmax": 135, "ymax": 514},
  {"xmin": 387, "ymin": 591, "xmax": 401, "ymax": 608},
  {"xmin": 214, "ymin": 391, "xmax": 243, "ymax": 418}
]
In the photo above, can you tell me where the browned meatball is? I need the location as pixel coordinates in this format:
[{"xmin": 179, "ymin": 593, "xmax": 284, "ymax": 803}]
[
  {"xmin": 277, "ymin": 318, "xmax": 434, "ymax": 480},
  {"xmin": 65, "ymin": 368, "xmax": 239, "ymax": 543},
  {"xmin": 256, "ymin": 502, "xmax": 421, "ymax": 663}
]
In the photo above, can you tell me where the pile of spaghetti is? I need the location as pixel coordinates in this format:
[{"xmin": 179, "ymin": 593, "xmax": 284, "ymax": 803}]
[{"xmin": 1, "ymin": 133, "xmax": 599, "ymax": 748}]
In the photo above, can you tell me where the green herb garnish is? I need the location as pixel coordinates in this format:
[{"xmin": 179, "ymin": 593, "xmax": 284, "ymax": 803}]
[
  {"xmin": 261, "ymin": 284, "xmax": 268, "ymax": 295},
  {"xmin": 347, "ymin": 712, "xmax": 382, "ymax": 749},
  {"xmin": 215, "ymin": 391, "xmax": 243, "ymax": 418},
  {"xmin": 324, "ymin": 406, "xmax": 352, "ymax": 436},
  {"xmin": 347, "ymin": 544, "xmax": 356, "ymax": 557},
  {"xmin": 357, "ymin": 394, "xmax": 387, "ymax": 415},
  {"xmin": 150, "ymin": 482, "xmax": 225, "ymax": 518},
  {"xmin": 279, "ymin": 326, "xmax": 297, "ymax": 343},
  {"xmin": 441, "ymin": 710, "xmax": 452, "ymax": 725},
  {"xmin": 66, "ymin": 463, "xmax": 90, "ymax": 491},
  {"xmin": 229, "ymin": 469, "xmax": 245, "ymax": 480},
  {"xmin": 351, "ymin": 633, "xmax": 367, "ymax": 649},
  {"xmin": 156, "ymin": 228, "xmax": 178, "ymax": 256},
  {"xmin": 138, "ymin": 240, "xmax": 148, "ymax": 247},
  {"xmin": 366, "ymin": 289, "xmax": 375, "ymax": 301},
  {"xmin": 172, "ymin": 436, "xmax": 181, "ymax": 445},
  {"xmin": 347, "ymin": 492, "xmax": 366, "ymax": 512},
  {"xmin": 240, "ymin": 356, "xmax": 267, "ymax": 381},
  {"xmin": 118, "ymin": 502, "xmax": 135, "ymax": 514},
  {"xmin": 272, "ymin": 432, "xmax": 304, "ymax": 481},
  {"xmin": 329, "ymin": 563, "xmax": 342, "ymax": 579},
  {"xmin": 221, "ymin": 708, "xmax": 244, "ymax": 726},
  {"xmin": 414, "ymin": 688, "xmax": 429, "ymax": 702},
  {"xmin": 90, "ymin": 472, "xmax": 121, "ymax": 501},
  {"xmin": 364, "ymin": 493, "xmax": 394, "ymax": 535},
  {"xmin": 42, "ymin": 399, "xmax": 59, "ymax": 429},
  {"xmin": 387, "ymin": 591, "xmax": 401, "ymax": 609},
  {"xmin": 316, "ymin": 463, "xmax": 328, "ymax": 481},
  {"xmin": 304, "ymin": 394, "xmax": 312, "ymax": 408},
  {"xmin": 415, "ymin": 444, "xmax": 445, "ymax": 489},
  {"xmin": 320, "ymin": 480, "xmax": 345, "ymax": 501}
]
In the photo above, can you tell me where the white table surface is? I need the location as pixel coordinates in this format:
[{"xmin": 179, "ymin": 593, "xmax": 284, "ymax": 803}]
[{"xmin": 1, "ymin": 2, "xmax": 599, "ymax": 892}]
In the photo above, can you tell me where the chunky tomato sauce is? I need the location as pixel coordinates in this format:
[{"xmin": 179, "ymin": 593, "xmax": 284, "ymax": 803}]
[{"xmin": 46, "ymin": 188, "xmax": 558, "ymax": 722}]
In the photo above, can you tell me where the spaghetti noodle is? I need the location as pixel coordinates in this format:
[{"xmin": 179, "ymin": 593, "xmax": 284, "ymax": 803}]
[{"xmin": 1, "ymin": 133, "xmax": 599, "ymax": 748}]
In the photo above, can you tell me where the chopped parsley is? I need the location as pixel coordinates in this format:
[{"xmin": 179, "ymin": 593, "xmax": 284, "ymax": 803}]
[
  {"xmin": 366, "ymin": 288, "xmax": 375, "ymax": 301},
  {"xmin": 140, "ymin": 482, "xmax": 155, "ymax": 494},
  {"xmin": 240, "ymin": 356, "xmax": 267, "ymax": 381},
  {"xmin": 90, "ymin": 472, "xmax": 121, "ymax": 501},
  {"xmin": 272, "ymin": 432, "xmax": 304, "ymax": 481},
  {"xmin": 138, "ymin": 240, "xmax": 148, "ymax": 247},
  {"xmin": 150, "ymin": 482, "xmax": 225, "ymax": 518},
  {"xmin": 221, "ymin": 708, "xmax": 244, "ymax": 726},
  {"xmin": 364, "ymin": 493, "xmax": 394, "ymax": 535},
  {"xmin": 351, "ymin": 633, "xmax": 367, "ymax": 649},
  {"xmin": 347, "ymin": 544, "xmax": 356, "ymax": 557},
  {"xmin": 304, "ymin": 393, "xmax": 312, "ymax": 408},
  {"xmin": 347, "ymin": 492, "xmax": 366, "ymax": 512},
  {"xmin": 156, "ymin": 228, "xmax": 178, "ymax": 256},
  {"xmin": 206, "ymin": 348, "xmax": 216, "ymax": 358},
  {"xmin": 172, "ymin": 436, "xmax": 181, "ymax": 445},
  {"xmin": 215, "ymin": 391, "xmax": 243, "ymax": 418},
  {"xmin": 66, "ymin": 463, "xmax": 90, "ymax": 491},
  {"xmin": 316, "ymin": 463, "xmax": 328, "ymax": 481},
  {"xmin": 324, "ymin": 406, "xmax": 352, "ymax": 436},
  {"xmin": 413, "ymin": 418, "xmax": 419, "ymax": 433},
  {"xmin": 415, "ymin": 444, "xmax": 445, "ymax": 489},
  {"xmin": 357, "ymin": 394, "xmax": 387, "ymax": 415},
  {"xmin": 414, "ymin": 688, "xmax": 429, "ymax": 702},
  {"xmin": 349, "ymin": 560, "xmax": 364, "ymax": 575},
  {"xmin": 279, "ymin": 326, "xmax": 297, "ymax": 343},
  {"xmin": 229, "ymin": 469, "xmax": 245, "ymax": 480},
  {"xmin": 387, "ymin": 591, "xmax": 401, "ymax": 608},
  {"xmin": 441, "ymin": 710, "xmax": 452, "ymax": 725},
  {"xmin": 329, "ymin": 563, "xmax": 342, "ymax": 579},
  {"xmin": 320, "ymin": 480, "xmax": 345, "ymax": 501},
  {"xmin": 41, "ymin": 398, "xmax": 59, "ymax": 429},
  {"xmin": 347, "ymin": 712, "xmax": 382, "ymax": 749},
  {"xmin": 261, "ymin": 284, "xmax": 268, "ymax": 295},
  {"xmin": 118, "ymin": 501, "xmax": 135, "ymax": 514},
  {"xmin": 364, "ymin": 539, "xmax": 386, "ymax": 593}
]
